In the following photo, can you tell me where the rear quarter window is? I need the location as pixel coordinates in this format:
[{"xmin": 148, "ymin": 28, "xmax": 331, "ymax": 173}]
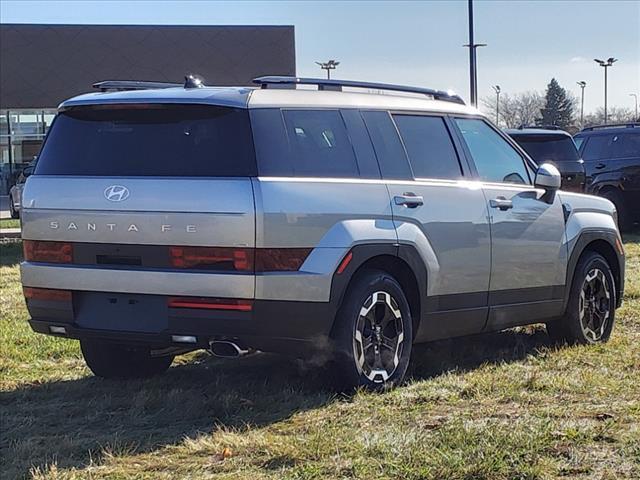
[
  {"xmin": 251, "ymin": 109, "xmax": 367, "ymax": 178},
  {"xmin": 36, "ymin": 104, "xmax": 257, "ymax": 177}
]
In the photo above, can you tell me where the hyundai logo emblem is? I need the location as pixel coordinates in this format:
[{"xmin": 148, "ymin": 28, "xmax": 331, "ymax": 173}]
[{"xmin": 104, "ymin": 185, "xmax": 130, "ymax": 202}]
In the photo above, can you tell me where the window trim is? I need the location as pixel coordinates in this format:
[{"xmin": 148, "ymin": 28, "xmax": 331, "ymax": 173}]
[
  {"xmin": 390, "ymin": 111, "xmax": 468, "ymax": 182},
  {"xmin": 450, "ymin": 115, "xmax": 534, "ymax": 186}
]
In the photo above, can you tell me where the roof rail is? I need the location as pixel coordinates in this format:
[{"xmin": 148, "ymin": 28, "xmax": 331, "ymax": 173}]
[
  {"xmin": 252, "ymin": 76, "xmax": 466, "ymax": 105},
  {"xmin": 580, "ymin": 122, "xmax": 640, "ymax": 132},
  {"xmin": 92, "ymin": 74, "xmax": 205, "ymax": 92}
]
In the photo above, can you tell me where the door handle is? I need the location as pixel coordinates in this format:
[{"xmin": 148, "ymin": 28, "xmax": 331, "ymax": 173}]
[
  {"xmin": 394, "ymin": 193, "xmax": 424, "ymax": 208},
  {"xmin": 489, "ymin": 197, "xmax": 513, "ymax": 211},
  {"xmin": 595, "ymin": 163, "xmax": 606, "ymax": 169}
]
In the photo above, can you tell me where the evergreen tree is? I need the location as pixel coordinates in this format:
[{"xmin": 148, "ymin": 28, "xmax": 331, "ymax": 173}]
[{"xmin": 538, "ymin": 78, "xmax": 575, "ymax": 128}]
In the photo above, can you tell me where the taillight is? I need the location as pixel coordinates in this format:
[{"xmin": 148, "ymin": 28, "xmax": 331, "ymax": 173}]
[
  {"xmin": 255, "ymin": 248, "xmax": 312, "ymax": 272},
  {"xmin": 23, "ymin": 240, "xmax": 73, "ymax": 263},
  {"xmin": 23, "ymin": 287, "xmax": 72, "ymax": 301},
  {"xmin": 169, "ymin": 247, "xmax": 254, "ymax": 271},
  {"xmin": 168, "ymin": 296, "xmax": 253, "ymax": 311}
]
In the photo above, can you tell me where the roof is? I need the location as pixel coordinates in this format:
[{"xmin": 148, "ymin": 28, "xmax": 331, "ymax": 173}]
[
  {"xmin": 575, "ymin": 123, "xmax": 640, "ymax": 136},
  {"xmin": 59, "ymin": 85, "xmax": 480, "ymax": 115},
  {"xmin": 505, "ymin": 128, "xmax": 572, "ymax": 137}
]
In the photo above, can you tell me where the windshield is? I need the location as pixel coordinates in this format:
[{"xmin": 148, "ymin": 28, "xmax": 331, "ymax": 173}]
[
  {"xmin": 512, "ymin": 135, "xmax": 579, "ymax": 163},
  {"xmin": 36, "ymin": 104, "xmax": 256, "ymax": 177}
]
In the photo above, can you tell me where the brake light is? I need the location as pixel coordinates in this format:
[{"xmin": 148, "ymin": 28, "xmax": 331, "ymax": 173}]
[
  {"xmin": 23, "ymin": 240, "xmax": 73, "ymax": 263},
  {"xmin": 168, "ymin": 297, "xmax": 253, "ymax": 311},
  {"xmin": 169, "ymin": 247, "xmax": 254, "ymax": 271},
  {"xmin": 23, "ymin": 287, "xmax": 72, "ymax": 301}
]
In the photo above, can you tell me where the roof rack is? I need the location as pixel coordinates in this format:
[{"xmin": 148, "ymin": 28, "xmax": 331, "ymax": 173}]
[
  {"xmin": 580, "ymin": 122, "xmax": 639, "ymax": 132},
  {"xmin": 93, "ymin": 74, "xmax": 205, "ymax": 92},
  {"xmin": 252, "ymin": 76, "xmax": 466, "ymax": 105}
]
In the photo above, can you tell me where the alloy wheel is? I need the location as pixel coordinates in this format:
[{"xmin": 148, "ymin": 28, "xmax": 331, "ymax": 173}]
[
  {"xmin": 579, "ymin": 268, "xmax": 612, "ymax": 342},
  {"xmin": 352, "ymin": 290, "xmax": 405, "ymax": 383}
]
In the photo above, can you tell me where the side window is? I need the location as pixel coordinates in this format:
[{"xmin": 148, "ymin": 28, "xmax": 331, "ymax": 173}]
[
  {"xmin": 361, "ymin": 110, "xmax": 412, "ymax": 179},
  {"xmin": 250, "ymin": 109, "xmax": 360, "ymax": 178},
  {"xmin": 611, "ymin": 132, "xmax": 640, "ymax": 159},
  {"xmin": 454, "ymin": 118, "xmax": 530, "ymax": 185},
  {"xmin": 581, "ymin": 134, "xmax": 613, "ymax": 161},
  {"xmin": 393, "ymin": 115, "xmax": 462, "ymax": 179}
]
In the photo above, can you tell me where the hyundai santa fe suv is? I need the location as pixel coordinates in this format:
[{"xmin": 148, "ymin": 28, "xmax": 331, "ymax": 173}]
[{"xmin": 20, "ymin": 75, "xmax": 625, "ymax": 389}]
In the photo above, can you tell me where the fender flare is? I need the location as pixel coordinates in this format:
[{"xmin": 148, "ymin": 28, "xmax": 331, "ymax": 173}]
[{"xmin": 563, "ymin": 229, "xmax": 624, "ymax": 311}]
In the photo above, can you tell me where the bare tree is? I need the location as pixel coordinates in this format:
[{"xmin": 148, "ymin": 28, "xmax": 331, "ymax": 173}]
[
  {"xmin": 582, "ymin": 107, "xmax": 636, "ymax": 127},
  {"xmin": 481, "ymin": 91, "xmax": 544, "ymax": 128}
]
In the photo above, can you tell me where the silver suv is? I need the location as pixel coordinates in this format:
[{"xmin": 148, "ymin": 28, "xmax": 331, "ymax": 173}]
[{"xmin": 20, "ymin": 76, "xmax": 625, "ymax": 389}]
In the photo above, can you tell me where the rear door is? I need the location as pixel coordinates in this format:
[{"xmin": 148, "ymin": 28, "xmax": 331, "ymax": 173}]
[
  {"xmin": 452, "ymin": 117, "xmax": 567, "ymax": 330},
  {"xmin": 21, "ymin": 103, "xmax": 257, "ymax": 298},
  {"xmin": 371, "ymin": 111, "xmax": 491, "ymax": 341}
]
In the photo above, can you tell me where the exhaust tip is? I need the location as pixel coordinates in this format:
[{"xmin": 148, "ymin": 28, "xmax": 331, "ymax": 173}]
[{"xmin": 209, "ymin": 340, "xmax": 249, "ymax": 358}]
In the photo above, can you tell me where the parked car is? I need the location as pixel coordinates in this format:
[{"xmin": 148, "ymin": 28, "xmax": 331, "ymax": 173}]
[
  {"xmin": 8, "ymin": 159, "xmax": 37, "ymax": 219},
  {"xmin": 19, "ymin": 76, "xmax": 625, "ymax": 390},
  {"xmin": 506, "ymin": 127, "xmax": 585, "ymax": 192},
  {"xmin": 573, "ymin": 123, "xmax": 640, "ymax": 230}
]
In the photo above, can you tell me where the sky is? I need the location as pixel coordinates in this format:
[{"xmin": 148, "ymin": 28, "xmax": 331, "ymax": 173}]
[{"xmin": 1, "ymin": 0, "xmax": 638, "ymax": 114}]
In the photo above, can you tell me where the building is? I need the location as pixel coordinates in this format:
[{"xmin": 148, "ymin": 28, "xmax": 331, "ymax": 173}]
[{"xmin": 0, "ymin": 23, "xmax": 296, "ymax": 194}]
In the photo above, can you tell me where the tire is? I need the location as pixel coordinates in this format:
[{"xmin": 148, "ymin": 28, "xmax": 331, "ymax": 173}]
[
  {"xmin": 600, "ymin": 188, "xmax": 629, "ymax": 231},
  {"xmin": 9, "ymin": 194, "xmax": 19, "ymax": 219},
  {"xmin": 80, "ymin": 339, "xmax": 174, "ymax": 379},
  {"xmin": 547, "ymin": 252, "xmax": 616, "ymax": 345},
  {"xmin": 331, "ymin": 269, "xmax": 413, "ymax": 391}
]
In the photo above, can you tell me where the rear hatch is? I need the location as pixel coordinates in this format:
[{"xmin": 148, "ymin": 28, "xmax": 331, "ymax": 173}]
[
  {"xmin": 511, "ymin": 133, "xmax": 586, "ymax": 192},
  {"xmin": 21, "ymin": 103, "xmax": 257, "ymax": 299}
]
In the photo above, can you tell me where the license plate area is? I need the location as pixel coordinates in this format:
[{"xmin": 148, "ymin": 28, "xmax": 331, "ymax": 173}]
[{"xmin": 75, "ymin": 292, "xmax": 168, "ymax": 333}]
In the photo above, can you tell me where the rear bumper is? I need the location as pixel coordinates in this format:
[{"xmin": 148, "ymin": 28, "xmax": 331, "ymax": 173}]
[{"xmin": 26, "ymin": 293, "xmax": 335, "ymax": 356}]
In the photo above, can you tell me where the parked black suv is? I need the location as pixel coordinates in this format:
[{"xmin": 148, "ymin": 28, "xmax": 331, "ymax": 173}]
[
  {"xmin": 574, "ymin": 123, "xmax": 640, "ymax": 230},
  {"xmin": 506, "ymin": 127, "xmax": 585, "ymax": 192}
]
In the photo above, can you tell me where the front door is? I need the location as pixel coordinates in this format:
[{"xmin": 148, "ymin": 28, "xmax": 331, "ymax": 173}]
[{"xmin": 452, "ymin": 117, "xmax": 567, "ymax": 330}]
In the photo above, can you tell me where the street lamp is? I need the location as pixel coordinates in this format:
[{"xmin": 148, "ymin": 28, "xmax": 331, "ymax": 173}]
[
  {"xmin": 594, "ymin": 57, "xmax": 618, "ymax": 124},
  {"xmin": 577, "ymin": 81, "xmax": 586, "ymax": 125},
  {"xmin": 492, "ymin": 85, "xmax": 501, "ymax": 124},
  {"xmin": 463, "ymin": 0, "xmax": 486, "ymax": 106},
  {"xmin": 630, "ymin": 93, "xmax": 638, "ymax": 121},
  {"xmin": 315, "ymin": 60, "xmax": 340, "ymax": 79}
]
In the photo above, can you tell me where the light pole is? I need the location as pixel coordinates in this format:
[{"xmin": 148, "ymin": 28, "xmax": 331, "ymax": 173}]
[
  {"xmin": 463, "ymin": 0, "xmax": 486, "ymax": 106},
  {"xmin": 315, "ymin": 60, "xmax": 340, "ymax": 79},
  {"xmin": 492, "ymin": 85, "xmax": 501, "ymax": 124},
  {"xmin": 577, "ymin": 81, "xmax": 586, "ymax": 125},
  {"xmin": 594, "ymin": 57, "xmax": 617, "ymax": 124},
  {"xmin": 630, "ymin": 93, "xmax": 638, "ymax": 121}
]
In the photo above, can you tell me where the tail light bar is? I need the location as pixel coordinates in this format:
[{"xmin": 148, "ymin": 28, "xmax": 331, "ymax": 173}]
[
  {"xmin": 170, "ymin": 247, "xmax": 311, "ymax": 272},
  {"xmin": 170, "ymin": 247, "xmax": 253, "ymax": 271},
  {"xmin": 168, "ymin": 296, "xmax": 253, "ymax": 311},
  {"xmin": 23, "ymin": 287, "xmax": 72, "ymax": 302},
  {"xmin": 23, "ymin": 240, "xmax": 73, "ymax": 263}
]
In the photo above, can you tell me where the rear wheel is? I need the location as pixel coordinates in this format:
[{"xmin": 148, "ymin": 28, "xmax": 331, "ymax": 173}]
[
  {"xmin": 9, "ymin": 194, "xmax": 19, "ymax": 219},
  {"xmin": 332, "ymin": 270, "xmax": 413, "ymax": 390},
  {"xmin": 81, "ymin": 339, "xmax": 174, "ymax": 379},
  {"xmin": 547, "ymin": 251, "xmax": 616, "ymax": 345}
]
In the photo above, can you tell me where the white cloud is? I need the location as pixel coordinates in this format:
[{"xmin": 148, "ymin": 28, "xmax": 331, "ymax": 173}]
[{"xmin": 570, "ymin": 56, "xmax": 587, "ymax": 64}]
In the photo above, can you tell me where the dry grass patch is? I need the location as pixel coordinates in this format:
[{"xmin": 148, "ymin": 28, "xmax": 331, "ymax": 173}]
[{"xmin": 1, "ymin": 237, "xmax": 639, "ymax": 479}]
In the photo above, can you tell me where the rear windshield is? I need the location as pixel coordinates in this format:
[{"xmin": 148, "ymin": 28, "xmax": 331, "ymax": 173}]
[
  {"xmin": 36, "ymin": 104, "xmax": 257, "ymax": 176},
  {"xmin": 512, "ymin": 135, "xmax": 579, "ymax": 163}
]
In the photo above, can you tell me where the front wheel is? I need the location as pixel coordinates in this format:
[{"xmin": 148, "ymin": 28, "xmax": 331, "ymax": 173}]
[
  {"xmin": 547, "ymin": 251, "xmax": 616, "ymax": 345},
  {"xmin": 81, "ymin": 339, "xmax": 174, "ymax": 379},
  {"xmin": 332, "ymin": 270, "xmax": 413, "ymax": 390}
]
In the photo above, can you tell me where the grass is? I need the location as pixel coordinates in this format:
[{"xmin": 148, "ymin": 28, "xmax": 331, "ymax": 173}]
[
  {"xmin": 1, "ymin": 236, "xmax": 639, "ymax": 479},
  {"xmin": 0, "ymin": 218, "xmax": 20, "ymax": 229}
]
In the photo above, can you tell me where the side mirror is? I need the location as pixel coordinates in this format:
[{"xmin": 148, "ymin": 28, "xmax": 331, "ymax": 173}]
[{"xmin": 535, "ymin": 163, "xmax": 561, "ymax": 204}]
